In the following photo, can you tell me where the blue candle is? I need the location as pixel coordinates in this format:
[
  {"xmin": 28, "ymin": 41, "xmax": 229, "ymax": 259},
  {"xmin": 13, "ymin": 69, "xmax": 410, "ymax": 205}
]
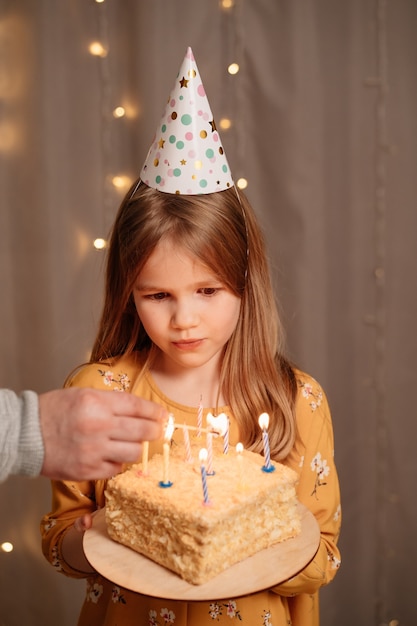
[
  {"xmin": 258, "ymin": 413, "xmax": 275, "ymax": 473},
  {"xmin": 199, "ymin": 448, "xmax": 211, "ymax": 504}
]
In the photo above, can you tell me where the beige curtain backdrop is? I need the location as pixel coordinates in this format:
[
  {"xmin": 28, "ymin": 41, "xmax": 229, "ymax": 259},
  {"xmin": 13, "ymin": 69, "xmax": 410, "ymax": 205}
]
[{"xmin": 0, "ymin": 1, "xmax": 416, "ymax": 624}]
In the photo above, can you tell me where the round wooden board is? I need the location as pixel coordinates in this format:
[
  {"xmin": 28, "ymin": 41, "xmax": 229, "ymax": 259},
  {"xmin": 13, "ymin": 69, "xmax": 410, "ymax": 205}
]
[{"xmin": 83, "ymin": 503, "xmax": 319, "ymax": 600}]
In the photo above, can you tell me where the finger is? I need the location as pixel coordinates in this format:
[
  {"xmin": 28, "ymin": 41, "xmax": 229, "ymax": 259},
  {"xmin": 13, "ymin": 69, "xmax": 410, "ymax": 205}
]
[
  {"xmin": 107, "ymin": 415, "xmax": 163, "ymax": 443},
  {"xmin": 104, "ymin": 392, "xmax": 167, "ymax": 422}
]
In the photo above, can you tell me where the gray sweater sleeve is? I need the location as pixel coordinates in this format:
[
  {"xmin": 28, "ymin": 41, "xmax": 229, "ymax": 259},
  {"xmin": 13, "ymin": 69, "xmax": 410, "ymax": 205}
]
[{"xmin": 0, "ymin": 389, "xmax": 45, "ymax": 482}]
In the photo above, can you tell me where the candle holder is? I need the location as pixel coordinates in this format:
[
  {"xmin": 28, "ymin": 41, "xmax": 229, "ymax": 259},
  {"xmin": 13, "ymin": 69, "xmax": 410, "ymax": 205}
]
[{"xmin": 158, "ymin": 480, "xmax": 173, "ymax": 488}]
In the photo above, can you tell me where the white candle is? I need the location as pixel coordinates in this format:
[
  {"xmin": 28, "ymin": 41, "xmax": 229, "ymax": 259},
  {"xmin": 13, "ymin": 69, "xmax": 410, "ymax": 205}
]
[
  {"xmin": 160, "ymin": 415, "xmax": 175, "ymax": 486},
  {"xmin": 162, "ymin": 440, "xmax": 170, "ymax": 483},
  {"xmin": 236, "ymin": 442, "xmax": 244, "ymax": 487},
  {"xmin": 258, "ymin": 412, "xmax": 275, "ymax": 472}
]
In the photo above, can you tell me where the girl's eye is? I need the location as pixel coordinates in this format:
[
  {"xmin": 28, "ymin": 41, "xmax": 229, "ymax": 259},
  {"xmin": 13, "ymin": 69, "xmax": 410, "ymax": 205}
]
[
  {"xmin": 147, "ymin": 292, "xmax": 169, "ymax": 301},
  {"xmin": 200, "ymin": 287, "xmax": 218, "ymax": 296}
]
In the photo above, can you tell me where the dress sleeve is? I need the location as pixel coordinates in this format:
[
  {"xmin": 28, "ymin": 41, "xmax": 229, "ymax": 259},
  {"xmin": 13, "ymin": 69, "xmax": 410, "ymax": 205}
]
[
  {"xmin": 40, "ymin": 364, "xmax": 108, "ymax": 579},
  {"xmin": 272, "ymin": 374, "xmax": 342, "ymax": 596}
]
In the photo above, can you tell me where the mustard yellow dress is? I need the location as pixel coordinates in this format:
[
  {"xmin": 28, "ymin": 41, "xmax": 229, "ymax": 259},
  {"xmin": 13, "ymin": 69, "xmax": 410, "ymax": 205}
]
[{"xmin": 41, "ymin": 352, "xmax": 341, "ymax": 626}]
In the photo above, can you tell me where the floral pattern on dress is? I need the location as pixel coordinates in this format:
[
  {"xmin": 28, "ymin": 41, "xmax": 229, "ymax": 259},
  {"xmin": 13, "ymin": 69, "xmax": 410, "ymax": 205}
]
[
  {"xmin": 111, "ymin": 585, "xmax": 126, "ymax": 604},
  {"xmin": 298, "ymin": 379, "xmax": 322, "ymax": 411},
  {"xmin": 208, "ymin": 600, "xmax": 242, "ymax": 620},
  {"xmin": 310, "ymin": 451, "xmax": 330, "ymax": 498},
  {"xmin": 148, "ymin": 608, "xmax": 176, "ymax": 624},
  {"xmin": 51, "ymin": 546, "xmax": 62, "ymax": 572},
  {"xmin": 327, "ymin": 547, "xmax": 341, "ymax": 570},
  {"xmin": 261, "ymin": 610, "xmax": 274, "ymax": 626},
  {"xmin": 86, "ymin": 579, "xmax": 103, "ymax": 603},
  {"xmin": 98, "ymin": 369, "xmax": 130, "ymax": 392}
]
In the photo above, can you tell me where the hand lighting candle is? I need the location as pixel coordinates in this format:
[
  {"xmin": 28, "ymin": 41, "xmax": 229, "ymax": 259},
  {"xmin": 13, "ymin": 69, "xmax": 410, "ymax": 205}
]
[
  {"xmin": 258, "ymin": 412, "xmax": 275, "ymax": 473},
  {"xmin": 159, "ymin": 415, "xmax": 175, "ymax": 487},
  {"xmin": 199, "ymin": 448, "xmax": 211, "ymax": 505}
]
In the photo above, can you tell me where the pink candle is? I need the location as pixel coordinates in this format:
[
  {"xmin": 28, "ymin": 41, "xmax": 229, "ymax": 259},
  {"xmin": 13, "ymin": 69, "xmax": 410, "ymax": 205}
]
[
  {"xmin": 183, "ymin": 424, "xmax": 193, "ymax": 463},
  {"xmin": 197, "ymin": 395, "xmax": 203, "ymax": 437},
  {"xmin": 223, "ymin": 416, "xmax": 229, "ymax": 454},
  {"xmin": 206, "ymin": 432, "xmax": 214, "ymax": 474}
]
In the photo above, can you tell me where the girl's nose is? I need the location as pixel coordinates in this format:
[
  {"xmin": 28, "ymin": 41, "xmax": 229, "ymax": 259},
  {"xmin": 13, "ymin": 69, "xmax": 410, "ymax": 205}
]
[{"xmin": 171, "ymin": 299, "xmax": 199, "ymax": 329}]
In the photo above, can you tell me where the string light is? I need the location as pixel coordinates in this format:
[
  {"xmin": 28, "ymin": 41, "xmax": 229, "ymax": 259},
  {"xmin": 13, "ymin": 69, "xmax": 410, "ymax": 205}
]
[
  {"xmin": 219, "ymin": 118, "xmax": 232, "ymax": 130},
  {"xmin": 220, "ymin": 0, "xmax": 235, "ymax": 9},
  {"xmin": 1, "ymin": 542, "xmax": 13, "ymax": 553},
  {"xmin": 111, "ymin": 175, "xmax": 131, "ymax": 190},
  {"xmin": 227, "ymin": 62, "xmax": 240, "ymax": 75},
  {"xmin": 236, "ymin": 177, "xmax": 248, "ymax": 190},
  {"xmin": 88, "ymin": 41, "xmax": 107, "ymax": 58},
  {"xmin": 93, "ymin": 238, "xmax": 107, "ymax": 250},
  {"xmin": 112, "ymin": 106, "xmax": 126, "ymax": 118}
]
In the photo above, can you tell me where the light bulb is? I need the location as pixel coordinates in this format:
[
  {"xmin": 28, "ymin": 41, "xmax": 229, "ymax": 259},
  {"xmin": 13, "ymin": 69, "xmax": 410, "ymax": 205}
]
[
  {"xmin": 113, "ymin": 106, "xmax": 126, "ymax": 119},
  {"xmin": 111, "ymin": 175, "xmax": 131, "ymax": 189},
  {"xmin": 93, "ymin": 238, "xmax": 107, "ymax": 250},
  {"xmin": 228, "ymin": 62, "xmax": 240, "ymax": 75},
  {"xmin": 220, "ymin": 0, "xmax": 235, "ymax": 9},
  {"xmin": 219, "ymin": 118, "xmax": 232, "ymax": 130},
  {"xmin": 1, "ymin": 542, "xmax": 13, "ymax": 553},
  {"xmin": 89, "ymin": 41, "xmax": 108, "ymax": 58}
]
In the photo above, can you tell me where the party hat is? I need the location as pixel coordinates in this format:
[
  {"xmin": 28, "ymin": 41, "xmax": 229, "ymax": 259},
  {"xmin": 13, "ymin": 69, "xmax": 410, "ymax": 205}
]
[{"xmin": 140, "ymin": 47, "xmax": 234, "ymax": 195}]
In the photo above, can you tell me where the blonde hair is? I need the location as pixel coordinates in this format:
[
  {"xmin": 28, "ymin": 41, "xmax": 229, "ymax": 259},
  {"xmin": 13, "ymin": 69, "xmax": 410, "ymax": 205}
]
[{"xmin": 91, "ymin": 182, "xmax": 297, "ymax": 460}]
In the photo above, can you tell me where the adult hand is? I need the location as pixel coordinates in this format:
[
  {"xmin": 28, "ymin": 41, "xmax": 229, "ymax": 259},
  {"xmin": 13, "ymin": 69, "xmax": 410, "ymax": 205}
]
[{"xmin": 38, "ymin": 388, "xmax": 166, "ymax": 480}]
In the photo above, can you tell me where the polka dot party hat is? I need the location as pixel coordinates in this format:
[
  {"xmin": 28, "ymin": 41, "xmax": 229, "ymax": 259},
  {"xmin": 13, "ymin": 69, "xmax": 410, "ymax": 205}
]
[{"xmin": 140, "ymin": 47, "xmax": 234, "ymax": 195}]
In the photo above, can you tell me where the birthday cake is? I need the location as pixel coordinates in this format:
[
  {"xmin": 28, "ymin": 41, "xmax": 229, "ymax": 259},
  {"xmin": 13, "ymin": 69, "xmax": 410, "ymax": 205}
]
[{"xmin": 105, "ymin": 435, "xmax": 301, "ymax": 585}]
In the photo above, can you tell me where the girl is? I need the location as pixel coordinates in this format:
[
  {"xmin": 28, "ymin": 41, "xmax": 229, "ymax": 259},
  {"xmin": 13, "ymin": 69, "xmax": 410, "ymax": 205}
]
[{"xmin": 41, "ymin": 181, "xmax": 341, "ymax": 626}]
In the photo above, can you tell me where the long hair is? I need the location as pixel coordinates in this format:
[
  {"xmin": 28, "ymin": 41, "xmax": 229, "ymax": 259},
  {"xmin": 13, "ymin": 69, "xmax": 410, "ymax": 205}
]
[{"xmin": 91, "ymin": 182, "xmax": 297, "ymax": 460}]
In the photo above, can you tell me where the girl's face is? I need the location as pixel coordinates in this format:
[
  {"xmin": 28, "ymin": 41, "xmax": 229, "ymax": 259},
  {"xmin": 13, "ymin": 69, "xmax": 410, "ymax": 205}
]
[{"xmin": 132, "ymin": 238, "xmax": 241, "ymax": 376}]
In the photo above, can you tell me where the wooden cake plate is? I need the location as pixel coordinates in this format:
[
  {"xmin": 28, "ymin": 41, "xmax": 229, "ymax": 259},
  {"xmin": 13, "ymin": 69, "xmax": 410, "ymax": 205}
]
[{"xmin": 83, "ymin": 503, "xmax": 320, "ymax": 601}]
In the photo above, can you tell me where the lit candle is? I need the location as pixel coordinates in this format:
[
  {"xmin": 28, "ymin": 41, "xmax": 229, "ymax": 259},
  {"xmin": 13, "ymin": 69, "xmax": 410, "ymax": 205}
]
[
  {"xmin": 236, "ymin": 442, "xmax": 244, "ymax": 487},
  {"xmin": 141, "ymin": 441, "xmax": 149, "ymax": 475},
  {"xmin": 199, "ymin": 448, "xmax": 211, "ymax": 505},
  {"xmin": 258, "ymin": 412, "xmax": 275, "ymax": 473},
  {"xmin": 197, "ymin": 395, "xmax": 203, "ymax": 437},
  {"xmin": 183, "ymin": 424, "xmax": 193, "ymax": 463},
  {"xmin": 159, "ymin": 415, "xmax": 175, "ymax": 487},
  {"xmin": 206, "ymin": 431, "xmax": 214, "ymax": 475}
]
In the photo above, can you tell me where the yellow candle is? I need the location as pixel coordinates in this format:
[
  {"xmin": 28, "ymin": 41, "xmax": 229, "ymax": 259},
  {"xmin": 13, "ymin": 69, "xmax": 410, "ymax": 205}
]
[
  {"xmin": 162, "ymin": 441, "xmax": 170, "ymax": 483},
  {"xmin": 141, "ymin": 441, "xmax": 149, "ymax": 475}
]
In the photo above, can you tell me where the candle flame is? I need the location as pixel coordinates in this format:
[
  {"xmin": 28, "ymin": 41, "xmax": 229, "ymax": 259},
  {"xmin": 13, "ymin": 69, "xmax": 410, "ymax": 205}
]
[
  {"xmin": 206, "ymin": 412, "xmax": 229, "ymax": 436},
  {"xmin": 236, "ymin": 442, "xmax": 244, "ymax": 454},
  {"xmin": 199, "ymin": 448, "xmax": 208, "ymax": 463},
  {"xmin": 258, "ymin": 412, "xmax": 270, "ymax": 430},
  {"xmin": 164, "ymin": 414, "xmax": 175, "ymax": 441}
]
